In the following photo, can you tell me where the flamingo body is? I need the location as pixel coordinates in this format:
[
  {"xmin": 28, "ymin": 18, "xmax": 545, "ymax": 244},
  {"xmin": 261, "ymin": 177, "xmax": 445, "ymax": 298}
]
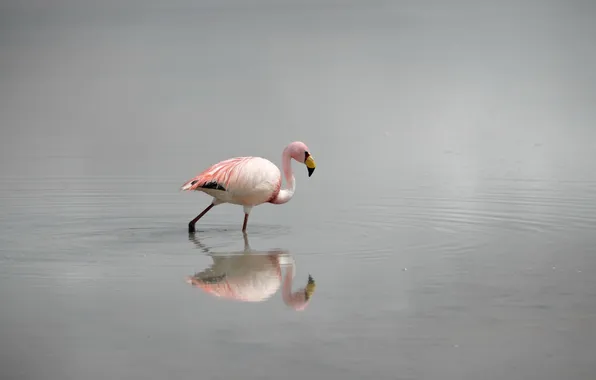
[
  {"xmin": 180, "ymin": 156, "xmax": 281, "ymax": 206},
  {"xmin": 180, "ymin": 141, "xmax": 316, "ymax": 232}
]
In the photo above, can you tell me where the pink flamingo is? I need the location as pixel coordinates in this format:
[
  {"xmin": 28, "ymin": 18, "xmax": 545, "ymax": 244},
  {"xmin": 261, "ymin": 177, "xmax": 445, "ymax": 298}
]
[
  {"xmin": 186, "ymin": 234, "xmax": 316, "ymax": 310},
  {"xmin": 180, "ymin": 141, "xmax": 316, "ymax": 233}
]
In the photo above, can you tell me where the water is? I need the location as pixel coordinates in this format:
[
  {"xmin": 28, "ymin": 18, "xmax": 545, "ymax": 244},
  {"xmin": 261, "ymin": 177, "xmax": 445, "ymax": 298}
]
[{"xmin": 1, "ymin": 1, "xmax": 596, "ymax": 379}]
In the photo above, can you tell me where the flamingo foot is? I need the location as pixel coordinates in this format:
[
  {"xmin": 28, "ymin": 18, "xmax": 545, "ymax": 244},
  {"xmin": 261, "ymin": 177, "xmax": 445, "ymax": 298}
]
[{"xmin": 188, "ymin": 203, "xmax": 215, "ymax": 233}]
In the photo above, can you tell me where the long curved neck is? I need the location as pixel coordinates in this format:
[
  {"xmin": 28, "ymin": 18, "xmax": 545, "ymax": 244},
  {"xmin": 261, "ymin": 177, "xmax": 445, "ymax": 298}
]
[
  {"xmin": 281, "ymin": 265, "xmax": 302, "ymax": 307},
  {"xmin": 271, "ymin": 147, "xmax": 295, "ymax": 205}
]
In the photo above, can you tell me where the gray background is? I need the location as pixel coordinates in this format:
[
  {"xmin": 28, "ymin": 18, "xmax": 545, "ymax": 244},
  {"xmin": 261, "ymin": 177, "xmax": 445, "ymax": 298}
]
[{"xmin": 1, "ymin": 1, "xmax": 595, "ymax": 379}]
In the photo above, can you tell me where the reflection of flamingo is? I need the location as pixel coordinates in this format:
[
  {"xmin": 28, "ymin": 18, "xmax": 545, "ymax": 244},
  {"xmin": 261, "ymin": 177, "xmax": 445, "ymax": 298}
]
[
  {"xmin": 180, "ymin": 141, "xmax": 317, "ymax": 233},
  {"xmin": 186, "ymin": 233, "xmax": 316, "ymax": 311}
]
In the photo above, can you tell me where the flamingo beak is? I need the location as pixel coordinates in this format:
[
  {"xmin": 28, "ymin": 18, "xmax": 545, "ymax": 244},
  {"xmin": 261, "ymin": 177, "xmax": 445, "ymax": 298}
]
[
  {"xmin": 305, "ymin": 155, "xmax": 316, "ymax": 177},
  {"xmin": 304, "ymin": 274, "xmax": 316, "ymax": 300}
]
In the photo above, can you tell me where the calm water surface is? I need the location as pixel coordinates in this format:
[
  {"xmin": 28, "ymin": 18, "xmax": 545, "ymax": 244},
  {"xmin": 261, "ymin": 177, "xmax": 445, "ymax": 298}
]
[{"xmin": 1, "ymin": 1, "xmax": 596, "ymax": 379}]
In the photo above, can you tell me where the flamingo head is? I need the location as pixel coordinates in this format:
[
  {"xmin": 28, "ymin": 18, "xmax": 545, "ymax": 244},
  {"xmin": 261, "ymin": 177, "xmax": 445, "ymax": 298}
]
[
  {"xmin": 287, "ymin": 141, "xmax": 316, "ymax": 177},
  {"xmin": 285, "ymin": 274, "xmax": 317, "ymax": 311}
]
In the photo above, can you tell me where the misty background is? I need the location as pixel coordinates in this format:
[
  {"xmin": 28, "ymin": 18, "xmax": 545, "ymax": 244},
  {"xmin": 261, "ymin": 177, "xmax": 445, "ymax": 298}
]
[{"xmin": 1, "ymin": 1, "xmax": 595, "ymax": 379}]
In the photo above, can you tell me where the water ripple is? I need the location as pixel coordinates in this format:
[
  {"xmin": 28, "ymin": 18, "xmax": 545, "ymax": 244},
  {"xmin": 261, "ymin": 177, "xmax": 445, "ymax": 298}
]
[{"xmin": 336, "ymin": 186, "xmax": 596, "ymax": 237}]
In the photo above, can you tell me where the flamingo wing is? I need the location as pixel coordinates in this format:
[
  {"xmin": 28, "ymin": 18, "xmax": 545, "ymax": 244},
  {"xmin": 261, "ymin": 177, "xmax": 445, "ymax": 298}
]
[{"xmin": 180, "ymin": 157, "xmax": 251, "ymax": 192}]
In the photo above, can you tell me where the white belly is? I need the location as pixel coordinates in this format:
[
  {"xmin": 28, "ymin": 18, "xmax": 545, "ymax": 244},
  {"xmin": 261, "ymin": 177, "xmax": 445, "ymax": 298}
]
[{"xmin": 202, "ymin": 157, "xmax": 280, "ymax": 206}]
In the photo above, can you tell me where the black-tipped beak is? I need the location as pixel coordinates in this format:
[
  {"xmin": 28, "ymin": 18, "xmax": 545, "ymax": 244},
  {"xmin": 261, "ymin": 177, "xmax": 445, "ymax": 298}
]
[
  {"xmin": 305, "ymin": 274, "xmax": 316, "ymax": 300},
  {"xmin": 304, "ymin": 154, "xmax": 316, "ymax": 177}
]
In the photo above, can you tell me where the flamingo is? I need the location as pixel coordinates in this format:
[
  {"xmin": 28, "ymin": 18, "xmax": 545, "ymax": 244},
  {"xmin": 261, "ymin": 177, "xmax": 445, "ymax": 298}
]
[
  {"xmin": 180, "ymin": 141, "xmax": 316, "ymax": 233},
  {"xmin": 186, "ymin": 234, "xmax": 316, "ymax": 310}
]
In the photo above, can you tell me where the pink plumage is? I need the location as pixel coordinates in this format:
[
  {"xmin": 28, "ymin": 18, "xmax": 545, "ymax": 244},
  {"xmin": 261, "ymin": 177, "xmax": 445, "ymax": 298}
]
[
  {"xmin": 186, "ymin": 234, "xmax": 316, "ymax": 310},
  {"xmin": 180, "ymin": 141, "xmax": 317, "ymax": 232}
]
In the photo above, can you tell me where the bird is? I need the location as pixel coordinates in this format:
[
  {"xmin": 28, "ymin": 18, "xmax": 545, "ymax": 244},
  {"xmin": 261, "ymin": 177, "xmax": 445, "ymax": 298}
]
[
  {"xmin": 186, "ymin": 233, "xmax": 316, "ymax": 310},
  {"xmin": 180, "ymin": 141, "xmax": 316, "ymax": 233}
]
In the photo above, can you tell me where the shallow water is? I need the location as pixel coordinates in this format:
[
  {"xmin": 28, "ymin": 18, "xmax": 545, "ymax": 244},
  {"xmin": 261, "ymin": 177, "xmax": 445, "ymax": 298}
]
[{"xmin": 1, "ymin": 1, "xmax": 596, "ymax": 379}]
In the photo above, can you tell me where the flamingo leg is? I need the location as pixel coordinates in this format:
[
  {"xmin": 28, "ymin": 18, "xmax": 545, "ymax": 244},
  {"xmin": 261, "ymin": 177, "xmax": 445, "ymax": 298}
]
[
  {"xmin": 242, "ymin": 213, "xmax": 249, "ymax": 232},
  {"xmin": 188, "ymin": 203, "xmax": 215, "ymax": 233}
]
